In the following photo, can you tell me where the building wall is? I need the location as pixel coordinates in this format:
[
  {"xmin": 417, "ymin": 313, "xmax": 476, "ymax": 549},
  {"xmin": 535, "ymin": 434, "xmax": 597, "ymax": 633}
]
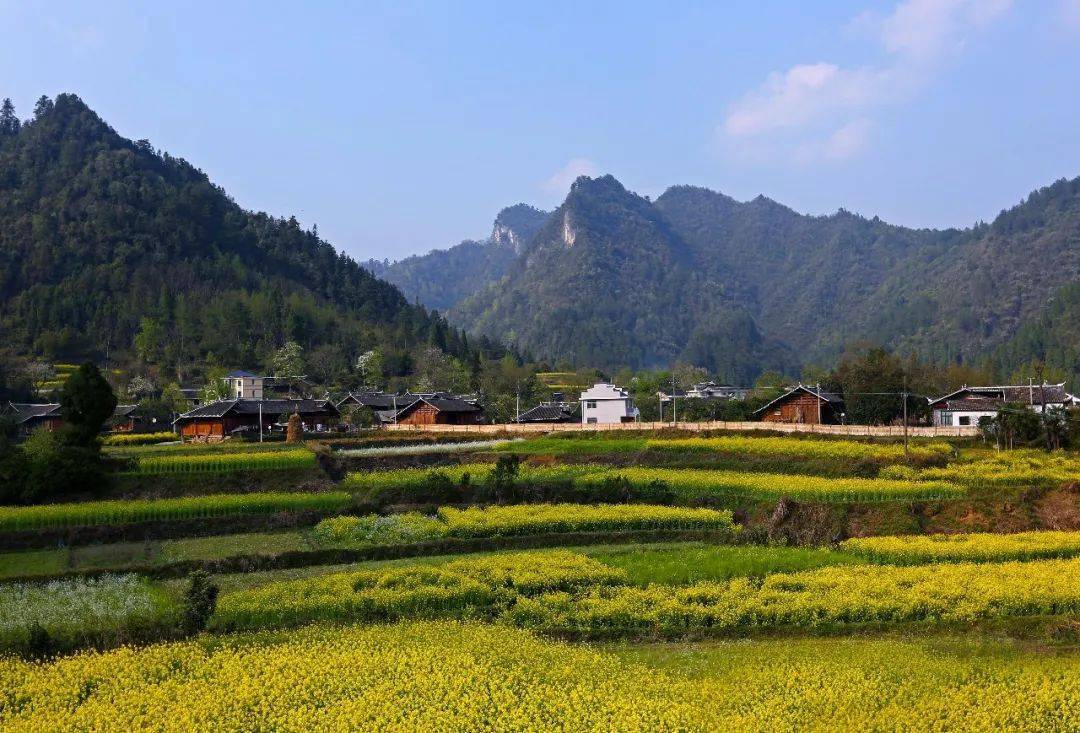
[
  {"xmin": 760, "ymin": 394, "xmax": 836, "ymax": 424},
  {"xmin": 581, "ymin": 398, "xmax": 636, "ymax": 424},
  {"xmin": 397, "ymin": 404, "xmax": 481, "ymax": 425},
  {"xmin": 933, "ymin": 409, "xmax": 997, "ymax": 427}
]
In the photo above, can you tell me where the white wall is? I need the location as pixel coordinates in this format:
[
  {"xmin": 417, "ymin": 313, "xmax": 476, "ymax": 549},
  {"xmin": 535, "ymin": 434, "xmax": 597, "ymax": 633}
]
[{"xmin": 579, "ymin": 383, "xmax": 639, "ymax": 424}]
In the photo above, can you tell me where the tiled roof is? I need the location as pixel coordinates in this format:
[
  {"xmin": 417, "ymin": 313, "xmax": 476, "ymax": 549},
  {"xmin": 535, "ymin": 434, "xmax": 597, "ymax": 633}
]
[
  {"xmin": 516, "ymin": 403, "xmax": 575, "ymax": 422},
  {"xmin": 174, "ymin": 398, "xmax": 338, "ymax": 423},
  {"xmin": 929, "ymin": 384, "xmax": 1070, "ymax": 408},
  {"xmin": 752, "ymin": 385, "xmax": 844, "ymax": 415},
  {"xmin": 7, "ymin": 403, "xmax": 62, "ymax": 423},
  {"xmin": 224, "ymin": 370, "xmax": 261, "ymax": 378},
  {"xmin": 113, "ymin": 404, "xmax": 140, "ymax": 417}
]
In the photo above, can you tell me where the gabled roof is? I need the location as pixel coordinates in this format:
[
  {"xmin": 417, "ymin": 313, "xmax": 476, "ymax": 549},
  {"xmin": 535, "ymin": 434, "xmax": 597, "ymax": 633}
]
[
  {"xmin": 928, "ymin": 383, "xmax": 1070, "ymax": 408},
  {"xmin": 173, "ymin": 398, "xmax": 339, "ymax": 423},
  {"xmin": 516, "ymin": 403, "xmax": 576, "ymax": 423},
  {"xmin": 337, "ymin": 392, "xmax": 403, "ymax": 410},
  {"xmin": 113, "ymin": 404, "xmax": 140, "ymax": 418},
  {"xmin": 6, "ymin": 403, "xmax": 63, "ymax": 423},
  {"xmin": 394, "ymin": 394, "xmax": 482, "ymax": 419},
  {"xmin": 580, "ymin": 383, "xmax": 632, "ymax": 400},
  {"xmin": 752, "ymin": 385, "xmax": 843, "ymax": 416},
  {"xmin": 224, "ymin": 370, "xmax": 262, "ymax": 379}
]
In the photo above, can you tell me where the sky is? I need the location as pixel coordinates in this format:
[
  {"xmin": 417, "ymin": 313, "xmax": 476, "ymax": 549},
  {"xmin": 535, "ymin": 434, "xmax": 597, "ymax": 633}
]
[{"xmin": 2, "ymin": 0, "xmax": 1080, "ymax": 261}]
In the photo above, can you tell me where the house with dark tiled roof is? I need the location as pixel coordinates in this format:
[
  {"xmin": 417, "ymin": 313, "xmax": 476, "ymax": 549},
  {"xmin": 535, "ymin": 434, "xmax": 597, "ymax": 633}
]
[
  {"xmin": 172, "ymin": 398, "xmax": 339, "ymax": 440},
  {"xmin": 753, "ymin": 385, "xmax": 844, "ymax": 425},
  {"xmin": 3, "ymin": 403, "xmax": 64, "ymax": 436},
  {"xmin": 393, "ymin": 394, "xmax": 484, "ymax": 426},
  {"xmin": 927, "ymin": 383, "xmax": 1078, "ymax": 427},
  {"xmin": 515, "ymin": 402, "xmax": 578, "ymax": 423}
]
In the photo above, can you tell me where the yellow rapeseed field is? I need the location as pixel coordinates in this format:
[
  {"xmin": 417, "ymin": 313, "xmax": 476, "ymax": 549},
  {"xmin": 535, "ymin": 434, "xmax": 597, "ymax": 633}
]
[
  {"xmin": 842, "ymin": 529, "xmax": 1080, "ymax": 563},
  {"xmin": 1, "ymin": 622, "xmax": 1077, "ymax": 732}
]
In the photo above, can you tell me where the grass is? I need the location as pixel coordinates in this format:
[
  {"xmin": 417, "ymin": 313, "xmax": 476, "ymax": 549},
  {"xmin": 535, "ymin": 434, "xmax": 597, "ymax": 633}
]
[
  {"xmin": 590, "ymin": 543, "xmax": 866, "ymax": 585},
  {"xmin": 0, "ymin": 531, "xmax": 314, "ymax": 580}
]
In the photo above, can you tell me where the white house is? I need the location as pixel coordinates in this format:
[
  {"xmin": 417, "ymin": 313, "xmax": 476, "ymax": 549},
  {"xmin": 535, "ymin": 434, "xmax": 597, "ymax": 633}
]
[
  {"xmin": 224, "ymin": 370, "xmax": 265, "ymax": 400},
  {"xmin": 579, "ymin": 383, "xmax": 639, "ymax": 424},
  {"xmin": 928, "ymin": 383, "xmax": 1077, "ymax": 427}
]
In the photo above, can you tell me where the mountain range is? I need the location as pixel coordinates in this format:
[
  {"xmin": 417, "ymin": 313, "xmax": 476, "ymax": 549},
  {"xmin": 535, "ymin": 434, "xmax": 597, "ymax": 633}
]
[
  {"xmin": 0, "ymin": 94, "xmax": 498, "ymax": 378},
  {"xmin": 374, "ymin": 173, "xmax": 1080, "ymax": 385}
]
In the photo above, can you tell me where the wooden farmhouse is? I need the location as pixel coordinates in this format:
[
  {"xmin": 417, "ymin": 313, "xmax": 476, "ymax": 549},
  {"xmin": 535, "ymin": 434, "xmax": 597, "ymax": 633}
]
[
  {"xmin": 393, "ymin": 394, "xmax": 484, "ymax": 425},
  {"xmin": 754, "ymin": 385, "xmax": 845, "ymax": 425},
  {"xmin": 3, "ymin": 402, "xmax": 64, "ymax": 436},
  {"xmin": 173, "ymin": 398, "xmax": 339, "ymax": 440}
]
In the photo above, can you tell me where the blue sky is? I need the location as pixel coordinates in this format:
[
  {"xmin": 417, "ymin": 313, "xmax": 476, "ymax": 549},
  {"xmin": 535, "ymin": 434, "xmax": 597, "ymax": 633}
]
[{"xmin": 3, "ymin": 1, "xmax": 1080, "ymax": 261}]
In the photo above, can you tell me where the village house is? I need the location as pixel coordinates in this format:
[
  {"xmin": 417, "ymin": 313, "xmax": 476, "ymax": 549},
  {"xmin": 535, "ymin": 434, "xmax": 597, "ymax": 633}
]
[
  {"xmin": 753, "ymin": 384, "xmax": 845, "ymax": 425},
  {"xmin": 392, "ymin": 394, "xmax": 485, "ymax": 426},
  {"xmin": 172, "ymin": 398, "xmax": 339, "ymax": 441},
  {"xmin": 3, "ymin": 402, "xmax": 64, "ymax": 436},
  {"xmin": 515, "ymin": 401, "xmax": 578, "ymax": 423},
  {"xmin": 927, "ymin": 383, "xmax": 1079, "ymax": 427},
  {"xmin": 579, "ymin": 383, "xmax": 639, "ymax": 424}
]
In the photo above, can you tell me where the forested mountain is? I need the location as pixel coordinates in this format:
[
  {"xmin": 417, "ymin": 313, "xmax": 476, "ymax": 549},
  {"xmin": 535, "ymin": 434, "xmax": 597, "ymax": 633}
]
[
  {"xmin": 366, "ymin": 204, "xmax": 549, "ymax": 312},
  {"xmin": 452, "ymin": 176, "xmax": 797, "ymax": 383},
  {"xmin": 442, "ymin": 174, "xmax": 1079, "ymax": 383},
  {"xmin": 0, "ymin": 94, "xmax": 500, "ymax": 379}
]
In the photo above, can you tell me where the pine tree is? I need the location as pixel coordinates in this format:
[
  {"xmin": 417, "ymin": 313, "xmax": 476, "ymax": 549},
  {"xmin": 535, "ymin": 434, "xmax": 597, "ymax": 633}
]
[{"xmin": 0, "ymin": 98, "xmax": 19, "ymax": 137}]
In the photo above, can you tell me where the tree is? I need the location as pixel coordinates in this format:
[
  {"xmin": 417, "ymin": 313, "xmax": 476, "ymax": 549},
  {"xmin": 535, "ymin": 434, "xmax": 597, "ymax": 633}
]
[
  {"xmin": 830, "ymin": 345, "xmax": 908, "ymax": 425},
  {"xmin": 355, "ymin": 349, "xmax": 384, "ymax": 390},
  {"xmin": 413, "ymin": 346, "xmax": 469, "ymax": 393},
  {"xmin": 60, "ymin": 363, "xmax": 117, "ymax": 447},
  {"xmin": 992, "ymin": 403, "xmax": 1041, "ymax": 449},
  {"xmin": 133, "ymin": 317, "xmax": 164, "ymax": 364},
  {"xmin": 272, "ymin": 341, "xmax": 305, "ymax": 377},
  {"xmin": 200, "ymin": 366, "xmax": 231, "ymax": 402},
  {"xmin": 33, "ymin": 94, "xmax": 53, "ymax": 119},
  {"xmin": 0, "ymin": 98, "xmax": 19, "ymax": 137},
  {"xmin": 306, "ymin": 344, "xmax": 347, "ymax": 387},
  {"xmin": 125, "ymin": 375, "xmax": 157, "ymax": 401}
]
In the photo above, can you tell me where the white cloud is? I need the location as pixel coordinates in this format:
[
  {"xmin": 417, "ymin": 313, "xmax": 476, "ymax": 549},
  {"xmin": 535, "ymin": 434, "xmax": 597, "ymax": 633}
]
[
  {"xmin": 720, "ymin": 0, "xmax": 1012, "ymax": 162},
  {"xmin": 541, "ymin": 157, "xmax": 598, "ymax": 195},
  {"xmin": 724, "ymin": 64, "xmax": 889, "ymax": 137}
]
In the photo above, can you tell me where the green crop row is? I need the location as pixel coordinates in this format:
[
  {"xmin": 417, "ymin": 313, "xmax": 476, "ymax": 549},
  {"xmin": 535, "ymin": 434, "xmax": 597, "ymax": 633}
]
[
  {"xmin": 127, "ymin": 448, "xmax": 315, "ymax": 475},
  {"xmin": 0, "ymin": 492, "xmax": 352, "ymax": 532},
  {"xmin": 841, "ymin": 530, "xmax": 1080, "ymax": 564},
  {"xmin": 212, "ymin": 550, "xmax": 626, "ymax": 632},
  {"xmin": 311, "ymin": 504, "xmax": 737, "ymax": 548},
  {"xmin": 213, "ymin": 549, "xmax": 1080, "ymax": 637},
  {"xmin": 343, "ymin": 463, "xmax": 963, "ymax": 503},
  {"xmin": 494, "ymin": 434, "xmax": 953, "ymax": 464}
]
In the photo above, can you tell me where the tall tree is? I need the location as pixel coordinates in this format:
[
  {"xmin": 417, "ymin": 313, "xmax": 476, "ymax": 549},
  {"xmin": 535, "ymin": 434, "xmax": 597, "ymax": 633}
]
[
  {"xmin": 59, "ymin": 363, "xmax": 117, "ymax": 446},
  {"xmin": 0, "ymin": 98, "xmax": 18, "ymax": 137}
]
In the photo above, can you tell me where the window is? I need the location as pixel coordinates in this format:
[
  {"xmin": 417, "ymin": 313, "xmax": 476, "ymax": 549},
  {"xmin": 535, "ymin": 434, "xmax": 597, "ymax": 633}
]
[
  {"xmin": 941, "ymin": 412, "xmax": 953, "ymax": 426},
  {"xmin": 587, "ymin": 417, "xmax": 597, "ymax": 424},
  {"xmin": 586, "ymin": 401, "xmax": 597, "ymax": 409},
  {"xmin": 958, "ymin": 416, "xmax": 971, "ymax": 426},
  {"xmin": 627, "ymin": 399, "xmax": 634, "ymax": 409}
]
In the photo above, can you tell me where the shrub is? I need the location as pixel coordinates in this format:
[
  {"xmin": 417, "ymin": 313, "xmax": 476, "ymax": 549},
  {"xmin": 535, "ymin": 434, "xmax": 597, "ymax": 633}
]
[{"xmin": 181, "ymin": 570, "xmax": 219, "ymax": 635}]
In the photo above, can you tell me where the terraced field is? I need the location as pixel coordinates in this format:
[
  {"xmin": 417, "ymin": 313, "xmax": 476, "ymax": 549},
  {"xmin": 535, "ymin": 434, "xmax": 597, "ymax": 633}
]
[{"xmin": 3, "ymin": 430, "xmax": 1078, "ymax": 730}]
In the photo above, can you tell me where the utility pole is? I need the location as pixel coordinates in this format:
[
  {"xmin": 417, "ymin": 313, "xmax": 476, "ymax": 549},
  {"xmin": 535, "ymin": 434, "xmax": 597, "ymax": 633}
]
[
  {"xmin": 902, "ymin": 375, "xmax": 909, "ymax": 458},
  {"xmin": 815, "ymin": 383, "xmax": 822, "ymax": 425},
  {"xmin": 393, "ymin": 394, "xmax": 398, "ymax": 425},
  {"xmin": 671, "ymin": 374, "xmax": 677, "ymax": 424},
  {"xmin": 515, "ymin": 380, "xmax": 521, "ymax": 424},
  {"xmin": 259, "ymin": 401, "xmax": 264, "ymax": 443}
]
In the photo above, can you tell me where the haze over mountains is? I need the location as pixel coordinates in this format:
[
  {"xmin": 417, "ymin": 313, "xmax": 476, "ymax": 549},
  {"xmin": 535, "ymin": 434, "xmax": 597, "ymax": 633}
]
[{"xmin": 375, "ymin": 173, "xmax": 1080, "ymax": 384}]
